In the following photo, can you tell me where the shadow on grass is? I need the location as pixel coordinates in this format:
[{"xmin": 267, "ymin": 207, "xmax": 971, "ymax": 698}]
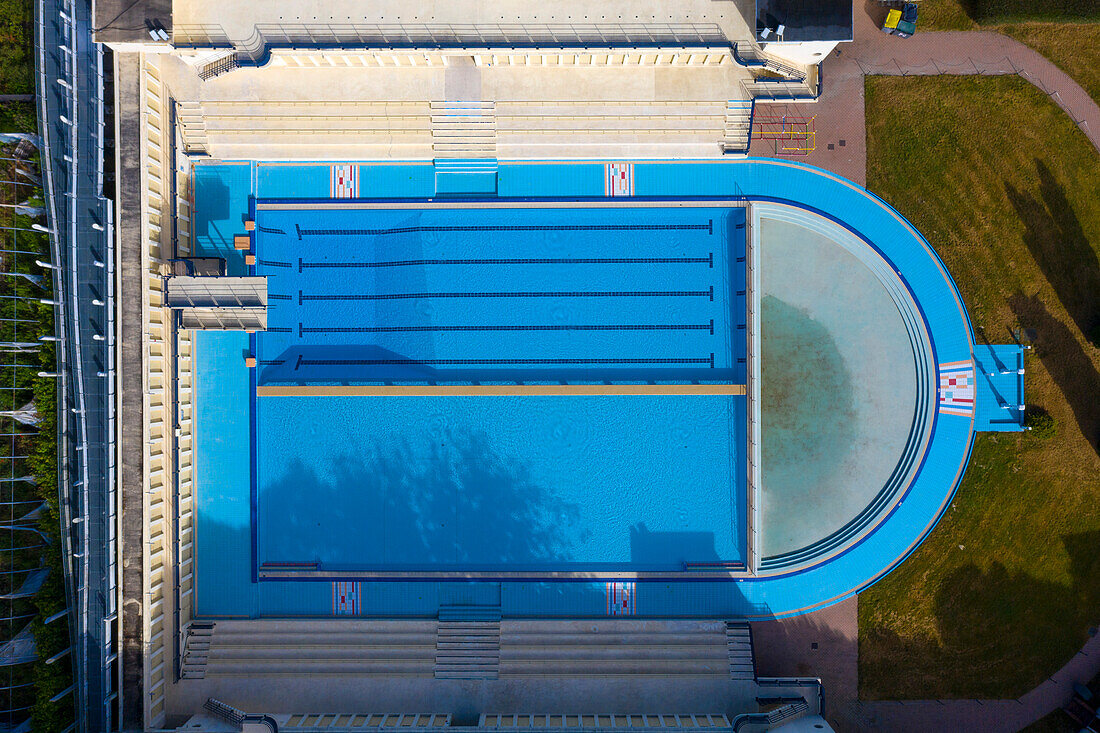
[
  {"xmin": 862, "ymin": 530, "xmax": 1100, "ymax": 700},
  {"xmin": 1006, "ymin": 161, "xmax": 1100, "ymax": 345},
  {"xmin": 1009, "ymin": 292, "xmax": 1100, "ymax": 454}
]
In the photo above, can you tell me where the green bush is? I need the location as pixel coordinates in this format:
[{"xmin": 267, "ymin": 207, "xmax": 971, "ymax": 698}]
[
  {"xmin": 0, "ymin": 0, "xmax": 33, "ymax": 95},
  {"xmin": 1025, "ymin": 408, "xmax": 1058, "ymax": 439}
]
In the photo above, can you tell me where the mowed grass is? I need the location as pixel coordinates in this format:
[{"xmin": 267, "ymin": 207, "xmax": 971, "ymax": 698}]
[
  {"xmin": 859, "ymin": 75, "xmax": 1100, "ymax": 699},
  {"xmin": 915, "ymin": 0, "xmax": 1100, "ymax": 26},
  {"xmin": 1000, "ymin": 22, "xmax": 1100, "ymax": 103}
]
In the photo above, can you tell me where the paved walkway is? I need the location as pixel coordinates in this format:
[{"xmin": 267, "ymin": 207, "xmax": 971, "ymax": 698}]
[
  {"xmin": 751, "ymin": 4, "xmax": 1100, "ymax": 180},
  {"xmin": 859, "ymin": 631, "xmax": 1100, "ymax": 731},
  {"xmin": 751, "ymin": 8, "xmax": 1100, "ymax": 731}
]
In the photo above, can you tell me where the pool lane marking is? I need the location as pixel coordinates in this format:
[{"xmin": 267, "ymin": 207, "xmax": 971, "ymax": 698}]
[
  {"xmin": 298, "ymin": 321, "xmax": 716, "ymax": 335},
  {"xmin": 298, "ymin": 287, "xmax": 715, "ymax": 303},
  {"xmin": 297, "ymin": 254, "xmax": 715, "ymax": 270},
  {"xmin": 256, "ymin": 383, "xmax": 746, "ymax": 397},
  {"xmin": 291, "ymin": 356, "xmax": 715, "ymax": 368},
  {"xmin": 294, "ymin": 222, "xmax": 712, "ymax": 239}
]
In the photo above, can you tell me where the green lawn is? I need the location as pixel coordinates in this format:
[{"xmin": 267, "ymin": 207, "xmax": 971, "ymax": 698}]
[
  {"xmin": 859, "ymin": 75, "xmax": 1100, "ymax": 700},
  {"xmin": 916, "ymin": 0, "xmax": 1100, "ymax": 26},
  {"xmin": 999, "ymin": 23, "xmax": 1100, "ymax": 103},
  {"xmin": 912, "ymin": 0, "xmax": 1100, "ymax": 106}
]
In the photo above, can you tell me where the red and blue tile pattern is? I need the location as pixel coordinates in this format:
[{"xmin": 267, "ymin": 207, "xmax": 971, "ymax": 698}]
[
  {"xmin": 604, "ymin": 163, "xmax": 634, "ymax": 196},
  {"xmin": 331, "ymin": 164, "xmax": 359, "ymax": 198},
  {"xmin": 938, "ymin": 360, "xmax": 975, "ymax": 417},
  {"xmin": 333, "ymin": 581, "xmax": 361, "ymax": 615},
  {"xmin": 606, "ymin": 582, "xmax": 636, "ymax": 615}
]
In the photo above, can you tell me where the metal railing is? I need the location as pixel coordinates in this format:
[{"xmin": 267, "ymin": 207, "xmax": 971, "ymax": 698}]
[{"xmin": 35, "ymin": 0, "xmax": 117, "ymax": 728}]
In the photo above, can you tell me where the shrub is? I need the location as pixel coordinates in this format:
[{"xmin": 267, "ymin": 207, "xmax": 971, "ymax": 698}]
[{"xmin": 1025, "ymin": 407, "xmax": 1057, "ymax": 439}]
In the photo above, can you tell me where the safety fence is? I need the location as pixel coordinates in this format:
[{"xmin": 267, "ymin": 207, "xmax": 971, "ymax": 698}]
[{"xmin": 34, "ymin": 0, "xmax": 118, "ymax": 728}]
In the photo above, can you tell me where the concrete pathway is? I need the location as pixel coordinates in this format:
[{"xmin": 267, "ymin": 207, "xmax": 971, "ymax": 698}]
[
  {"xmin": 859, "ymin": 631, "xmax": 1100, "ymax": 732},
  {"xmin": 749, "ymin": 9, "xmax": 1100, "ymax": 731},
  {"xmin": 751, "ymin": 3, "xmax": 1100, "ymax": 179}
]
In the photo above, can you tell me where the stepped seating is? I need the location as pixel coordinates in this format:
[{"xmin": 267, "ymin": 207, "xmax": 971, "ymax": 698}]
[
  {"xmin": 202, "ymin": 620, "xmax": 437, "ymax": 678},
  {"xmin": 498, "ymin": 620, "xmax": 730, "ymax": 678},
  {"xmin": 176, "ymin": 98, "xmax": 747, "ymax": 157},
  {"xmin": 725, "ymin": 622, "xmax": 756, "ymax": 680}
]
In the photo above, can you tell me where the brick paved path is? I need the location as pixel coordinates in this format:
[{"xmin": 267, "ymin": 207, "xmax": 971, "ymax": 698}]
[{"xmin": 750, "ymin": 6, "xmax": 1100, "ymax": 183}]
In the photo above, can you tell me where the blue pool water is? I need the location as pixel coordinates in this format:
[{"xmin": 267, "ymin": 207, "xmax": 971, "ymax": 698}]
[
  {"xmin": 253, "ymin": 204, "xmax": 746, "ymax": 385},
  {"xmin": 190, "ymin": 159, "xmax": 977, "ymax": 619},
  {"xmin": 256, "ymin": 394, "xmax": 745, "ymax": 571},
  {"xmin": 249, "ymin": 201, "xmax": 748, "ymax": 573}
]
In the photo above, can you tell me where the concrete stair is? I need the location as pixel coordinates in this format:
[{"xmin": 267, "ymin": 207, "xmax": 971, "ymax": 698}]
[
  {"xmin": 176, "ymin": 102, "xmax": 209, "ymax": 155},
  {"xmin": 499, "ymin": 620, "xmax": 730, "ymax": 678},
  {"xmin": 202, "ymin": 620, "xmax": 437, "ymax": 677},
  {"xmin": 431, "ymin": 101, "xmax": 497, "ymax": 158},
  {"xmin": 725, "ymin": 622, "xmax": 756, "ymax": 680},
  {"xmin": 197, "ymin": 53, "xmax": 239, "ymax": 81},
  {"xmin": 180, "ymin": 620, "xmax": 214, "ymax": 679},
  {"xmin": 722, "ymin": 100, "xmax": 754, "ymax": 155},
  {"xmin": 434, "ymin": 619, "xmax": 501, "ymax": 680}
]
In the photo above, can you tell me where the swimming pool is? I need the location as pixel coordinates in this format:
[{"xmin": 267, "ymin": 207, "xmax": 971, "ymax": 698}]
[
  {"xmin": 253, "ymin": 203, "xmax": 746, "ymax": 386},
  {"xmin": 251, "ymin": 201, "xmax": 748, "ymax": 575},
  {"xmin": 189, "ymin": 158, "xmax": 977, "ymax": 619}
]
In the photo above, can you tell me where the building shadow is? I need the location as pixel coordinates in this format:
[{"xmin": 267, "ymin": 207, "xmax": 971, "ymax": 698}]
[
  {"xmin": 1009, "ymin": 292, "xmax": 1100, "ymax": 454},
  {"xmin": 629, "ymin": 523, "xmax": 719, "ymax": 568},
  {"xmin": 752, "ymin": 599, "xmax": 860, "ymax": 731},
  {"xmin": 1005, "ymin": 160, "xmax": 1100, "ymax": 345}
]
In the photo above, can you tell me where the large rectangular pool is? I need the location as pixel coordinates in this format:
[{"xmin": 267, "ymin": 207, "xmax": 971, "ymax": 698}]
[{"xmin": 223, "ymin": 198, "xmax": 748, "ymax": 578}]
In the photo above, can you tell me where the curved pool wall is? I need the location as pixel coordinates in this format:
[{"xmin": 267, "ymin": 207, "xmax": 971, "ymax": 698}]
[
  {"xmin": 190, "ymin": 158, "xmax": 976, "ymax": 620},
  {"xmin": 754, "ymin": 203, "xmax": 936, "ymax": 571}
]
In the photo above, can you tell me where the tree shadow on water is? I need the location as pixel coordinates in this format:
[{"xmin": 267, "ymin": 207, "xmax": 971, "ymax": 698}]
[
  {"xmin": 1009, "ymin": 292, "xmax": 1100, "ymax": 454},
  {"xmin": 260, "ymin": 427, "xmax": 584, "ymax": 569},
  {"xmin": 1006, "ymin": 160, "xmax": 1100, "ymax": 345}
]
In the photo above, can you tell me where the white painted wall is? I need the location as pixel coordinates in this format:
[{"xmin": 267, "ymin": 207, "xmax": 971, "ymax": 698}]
[{"xmin": 759, "ymin": 40, "xmax": 841, "ymax": 66}]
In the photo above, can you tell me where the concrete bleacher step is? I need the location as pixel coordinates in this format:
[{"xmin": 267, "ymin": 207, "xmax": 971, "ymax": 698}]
[
  {"xmin": 202, "ymin": 620, "xmax": 439, "ymax": 678},
  {"xmin": 497, "ymin": 621, "xmax": 731, "ymax": 678},
  {"xmin": 725, "ymin": 622, "xmax": 756, "ymax": 680},
  {"xmin": 206, "ymin": 660, "xmax": 435, "ymax": 677}
]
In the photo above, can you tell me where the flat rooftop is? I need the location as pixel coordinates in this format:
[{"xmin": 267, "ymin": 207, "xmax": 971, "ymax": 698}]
[
  {"xmin": 93, "ymin": 0, "xmax": 171, "ymax": 44},
  {"xmin": 170, "ymin": 0, "xmax": 755, "ymax": 48},
  {"xmin": 755, "ymin": 0, "xmax": 853, "ymax": 42}
]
